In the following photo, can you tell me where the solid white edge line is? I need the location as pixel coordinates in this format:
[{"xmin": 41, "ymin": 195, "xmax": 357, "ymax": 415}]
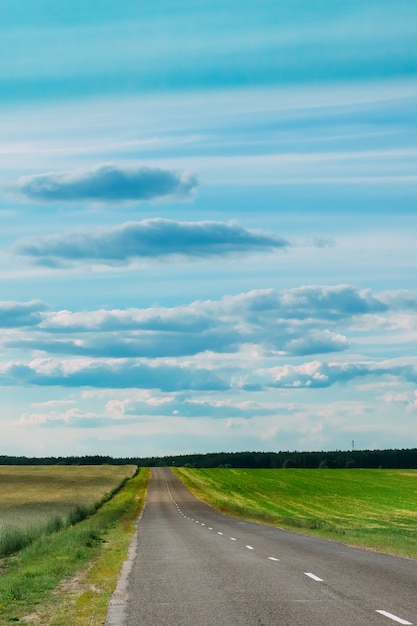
[
  {"xmin": 304, "ymin": 572, "xmax": 323, "ymax": 582},
  {"xmin": 375, "ymin": 610, "xmax": 413, "ymax": 625}
]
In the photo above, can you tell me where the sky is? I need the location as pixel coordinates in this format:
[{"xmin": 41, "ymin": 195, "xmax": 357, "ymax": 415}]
[{"xmin": 1, "ymin": 0, "xmax": 417, "ymax": 458}]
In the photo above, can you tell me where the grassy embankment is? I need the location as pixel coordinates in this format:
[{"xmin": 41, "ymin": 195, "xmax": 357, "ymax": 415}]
[
  {"xmin": 0, "ymin": 465, "xmax": 150, "ymax": 625},
  {"xmin": 174, "ymin": 467, "xmax": 417, "ymax": 558}
]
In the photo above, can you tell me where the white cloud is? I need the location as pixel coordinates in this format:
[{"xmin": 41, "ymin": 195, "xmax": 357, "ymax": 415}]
[
  {"xmin": 0, "ymin": 357, "xmax": 230, "ymax": 392},
  {"xmin": 3, "ymin": 285, "xmax": 417, "ymax": 361},
  {"xmin": 19, "ymin": 406, "xmax": 100, "ymax": 427},
  {"xmin": 266, "ymin": 358, "xmax": 417, "ymax": 389},
  {"xmin": 0, "ymin": 300, "xmax": 47, "ymax": 327},
  {"xmin": 15, "ymin": 219, "xmax": 289, "ymax": 266},
  {"xmin": 11, "ymin": 163, "xmax": 197, "ymax": 203}
]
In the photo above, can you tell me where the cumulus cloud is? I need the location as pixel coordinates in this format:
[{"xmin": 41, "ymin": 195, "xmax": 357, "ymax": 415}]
[
  {"xmin": 19, "ymin": 396, "xmax": 280, "ymax": 428},
  {"xmin": 12, "ymin": 163, "xmax": 198, "ymax": 203},
  {"xmin": 120, "ymin": 396, "xmax": 278, "ymax": 420},
  {"xmin": 0, "ymin": 358, "xmax": 230, "ymax": 392},
  {"xmin": 5, "ymin": 284, "xmax": 416, "ymax": 360},
  {"xmin": 0, "ymin": 300, "xmax": 47, "ymax": 327},
  {"xmin": 233, "ymin": 284, "xmax": 387, "ymax": 320},
  {"xmin": 283, "ymin": 330, "xmax": 349, "ymax": 356},
  {"xmin": 15, "ymin": 219, "xmax": 289, "ymax": 265},
  {"xmin": 379, "ymin": 290, "xmax": 417, "ymax": 310},
  {"xmin": 266, "ymin": 359, "xmax": 417, "ymax": 389},
  {"xmin": 6, "ymin": 331, "xmax": 241, "ymax": 359},
  {"xmin": 4, "ymin": 285, "xmax": 417, "ymax": 366},
  {"xmin": 41, "ymin": 306, "xmax": 214, "ymax": 333},
  {"xmin": 19, "ymin": 406, "xmax": 105, "ymax": 428},
  {"xmin": 37, "ymin": 284, "xmax": 388, "ymax": 332}
]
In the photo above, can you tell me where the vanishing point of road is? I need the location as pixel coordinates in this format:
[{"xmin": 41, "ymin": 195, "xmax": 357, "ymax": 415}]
[{"xmin": 106, "ymin": 467, "xmax": 417, "ymax": 626}]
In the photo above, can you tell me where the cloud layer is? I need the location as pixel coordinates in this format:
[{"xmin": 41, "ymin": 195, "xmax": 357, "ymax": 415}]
[
  {"xmin": 12, "ymin": 163, "xmax": 198, "ymax": 203},
  {"xmin": 1, "ymin": 283, "xmax": 417, "ymax": 455},
  {"xmin": 16, "ymin": 219, "xmax": 289, "ymax": 265},
  {"xmin": 1, "ymin": 284, "xmax": 417, "ymax": 384},
  {"xmin": 0, "ymin": 358, "xmax": 229, "ymax": 392},
  {"xmin": 265, "ymin": 359, "xmax": 417, "ymax": 389},
  {"xmin": 0, "ymin": 300, "xmax": 48, "ymax": 327},
  {"xmin": 1, "ymin": 284, "xmax": 381, "ymax": 359}
]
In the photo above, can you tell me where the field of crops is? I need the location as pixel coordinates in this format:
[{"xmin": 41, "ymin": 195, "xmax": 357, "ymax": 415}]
[
  {"xmin": 0, "ymin": 465, "xmax": 137, "ymax": 556},
  {"xmin": 175, "ymin": 467, "xmax": 417, "ymax": 558},
  {"xmin": 0, "ymin": 466, "xmax": 149, "ymax": 625}
]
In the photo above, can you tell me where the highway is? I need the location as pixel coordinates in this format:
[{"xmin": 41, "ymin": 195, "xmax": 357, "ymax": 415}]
[{"xmin": 106, "ymin": 467, "xmax": 417, "ymax": 626}]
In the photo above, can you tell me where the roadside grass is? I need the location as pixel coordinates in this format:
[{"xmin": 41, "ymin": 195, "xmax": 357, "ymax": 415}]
[
  {"xmin": 0, "ymin": 466, "xmax": 150, "ymax": 625},
  {"xmin": 0, "ymin": 465, "xmax": 137, "ymax": 558},
  {"xmin": 174, "ymin": 468, "xmax": 417, "ymax": 558}
]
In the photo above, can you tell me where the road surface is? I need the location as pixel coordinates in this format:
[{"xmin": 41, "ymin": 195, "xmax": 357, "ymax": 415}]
[{"xmin": 106, "ymin": 467, "xmax": 417, "ymax": 626}]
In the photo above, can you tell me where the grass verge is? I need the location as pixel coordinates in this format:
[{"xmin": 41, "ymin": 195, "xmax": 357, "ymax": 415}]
[
  {"xmin": 174, "ymin": 467, "xmax": 417, "ymax": 558},
  {"xmin": 0, "ymin": 467, "xmax": 150, "ymax": 625}
]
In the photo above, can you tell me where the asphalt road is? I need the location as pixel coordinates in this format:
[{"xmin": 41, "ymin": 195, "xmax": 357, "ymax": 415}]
[{"xmin": 106, "ymin": 467, "xmax": 417, "ymax": 626}]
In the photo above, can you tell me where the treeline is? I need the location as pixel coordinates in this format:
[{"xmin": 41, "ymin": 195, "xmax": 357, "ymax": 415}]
[
  {"xmin": 127, "ymin": 448, "xmax": 417, "ymax": 469},
  {"xmin": 1, "ymin": 448, "xmax": 417, "ymax": 469},
  {"xmin": 0, "ymin": 455, "xmax": 120, "ymax": 466}
]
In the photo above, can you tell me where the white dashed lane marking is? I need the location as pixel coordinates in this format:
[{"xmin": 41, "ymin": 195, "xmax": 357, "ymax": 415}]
[
  {"xmin": 168, "ymin": 483, "xmax": 414, "ymax": 626},
  {"xmin": 375, "ymin": 610, "xmax": 413, "ymax": 625},
  {"xmin": 304, "ymin": 572, "xmax": 323, "ymax": 582}
]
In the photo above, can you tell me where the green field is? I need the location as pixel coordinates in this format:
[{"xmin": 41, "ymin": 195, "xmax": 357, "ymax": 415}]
[
  {"xmin": 0, "ymin": 465, "xmax": 137, "ymax": 556},
  {"xmin": 175, "ymin": 467, "xmax": 417, "ymax": 558}
]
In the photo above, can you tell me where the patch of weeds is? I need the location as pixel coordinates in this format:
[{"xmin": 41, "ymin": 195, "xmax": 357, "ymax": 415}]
[
  {"xmin": 46, "ymin": 516, "xmax": 65, "ymax": 534},
  {"xmin": 0, "ymin": 528, "xmax": 32, "ymax": 558},
  {"xmin": 68, "ymin": 505, "xmax": 92, "ymax": 526}
]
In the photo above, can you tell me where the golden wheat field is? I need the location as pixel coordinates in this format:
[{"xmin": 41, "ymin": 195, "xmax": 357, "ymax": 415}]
[{"xmin": 0, "ymin": 465, "xmax": 136, "ymax": 536}]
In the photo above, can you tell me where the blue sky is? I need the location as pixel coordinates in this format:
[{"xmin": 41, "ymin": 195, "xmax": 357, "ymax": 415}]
[{"xmin": 1, "ymin": 0, "xmax": 417, "ymax": 457}]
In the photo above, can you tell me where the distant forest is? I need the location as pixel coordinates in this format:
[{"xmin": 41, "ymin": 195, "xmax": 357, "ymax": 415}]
[{"xmin": 1, "ymin": 448, "xmax": 417, "ymax": 469}]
